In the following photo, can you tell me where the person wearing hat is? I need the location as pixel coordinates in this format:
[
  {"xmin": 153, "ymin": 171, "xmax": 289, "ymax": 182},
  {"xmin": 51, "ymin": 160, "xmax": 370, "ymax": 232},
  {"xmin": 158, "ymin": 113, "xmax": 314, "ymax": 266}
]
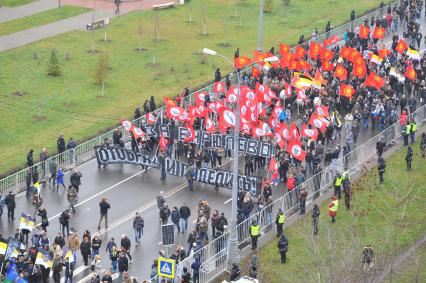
[
  {"xmin": 5, "ymin": 191, "xmax": 16, "ymax": 220},
  {"xmin": 249, "ymin": 219, "xmax": 260, "ymax": 250},
  {"xmin": 328, "ymin": 196, "xmax": 339, "ymax": 223},
  {"xmin": 277, "ymin": 233, "xmax": 289, "ymax": 263}
]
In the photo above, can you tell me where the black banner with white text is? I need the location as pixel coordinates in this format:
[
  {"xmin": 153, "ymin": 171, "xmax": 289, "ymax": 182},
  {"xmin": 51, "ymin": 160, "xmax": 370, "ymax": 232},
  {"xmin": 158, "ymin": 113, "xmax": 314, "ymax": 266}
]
[
  {"xmin": 142, "ymin": 124, "xmax": 275, "ymax": 158},
  {"xmin": 94, "ymin": 146, "xmax": 258, "ymax": 195}
]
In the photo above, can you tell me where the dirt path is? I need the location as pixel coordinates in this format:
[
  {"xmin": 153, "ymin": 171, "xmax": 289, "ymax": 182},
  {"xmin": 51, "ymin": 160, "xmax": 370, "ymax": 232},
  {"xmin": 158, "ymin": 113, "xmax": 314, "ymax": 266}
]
[{"xmin": 371, "ymin": 233, "xmax": 426, "ymax": 283}]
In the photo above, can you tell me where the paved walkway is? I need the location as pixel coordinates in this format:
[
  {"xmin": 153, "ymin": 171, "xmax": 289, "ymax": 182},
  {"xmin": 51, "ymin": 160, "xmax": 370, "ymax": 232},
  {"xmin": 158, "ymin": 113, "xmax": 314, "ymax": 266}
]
[
  {"xmin": 0, "ymin": 0, "xmax": 58, "ymax": 24},
  {"xmin": 0, "ymin": 0, "xmax": 179, "ymax": 52}
]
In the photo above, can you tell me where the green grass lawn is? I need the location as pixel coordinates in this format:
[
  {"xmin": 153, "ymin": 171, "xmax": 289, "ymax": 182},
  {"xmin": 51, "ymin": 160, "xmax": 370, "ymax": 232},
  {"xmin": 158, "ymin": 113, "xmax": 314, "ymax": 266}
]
[
  {"xmin": 0, "ymin": 6, "xmax": 91, "ymax": 36},
  {"xmin": 0, "ymin": 0, "xmax": 384, "ymax": 175},
  {"xmin": 254, "ymin": 141, "xmax": 426, "ymax": 283},
  {"xmin": 0, "ymin": 0, "xmax": 35, "ymax": 7},
  {"xmin": 385, "ymin": 242, "xmax": 426, "ymax": 282}
]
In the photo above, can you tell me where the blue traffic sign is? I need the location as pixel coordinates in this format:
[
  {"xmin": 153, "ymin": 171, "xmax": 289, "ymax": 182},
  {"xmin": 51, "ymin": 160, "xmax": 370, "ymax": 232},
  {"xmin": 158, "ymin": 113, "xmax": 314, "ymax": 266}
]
[{"xmin": 158, "ymin": 257, "xmax": 175, "ymax": 279}]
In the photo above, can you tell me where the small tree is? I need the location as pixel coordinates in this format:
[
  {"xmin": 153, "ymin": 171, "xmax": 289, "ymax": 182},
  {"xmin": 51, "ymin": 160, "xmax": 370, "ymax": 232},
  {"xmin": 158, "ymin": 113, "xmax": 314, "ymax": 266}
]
[
  {"xmin": 93, "ymin": 52, "xmax": 109, "ymax": 98},
  {"xmin": 47, "ymin": 49, "xmax": 61, "ymax": 77}
]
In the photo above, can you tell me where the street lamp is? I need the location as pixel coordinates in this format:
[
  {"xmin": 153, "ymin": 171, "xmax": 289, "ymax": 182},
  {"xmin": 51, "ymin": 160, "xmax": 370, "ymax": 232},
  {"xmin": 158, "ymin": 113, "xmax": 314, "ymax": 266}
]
[
  {"xmin": 202, "ymin": 47, "xmax": 241, "ymax": 265},
  {"xmin": 258, "ymin": 0, "xmax": 264, "ymax": 52},
  {"xmin": 201, "ymin": 48, "xmax": 278, "ymax": 266}
]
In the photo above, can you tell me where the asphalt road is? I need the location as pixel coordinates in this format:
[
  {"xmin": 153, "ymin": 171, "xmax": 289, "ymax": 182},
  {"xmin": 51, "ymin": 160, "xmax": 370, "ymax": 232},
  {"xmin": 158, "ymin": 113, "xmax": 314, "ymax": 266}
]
[{"xmin": 2, "ymin": 12, "xmax": 425, "ymax": 281}]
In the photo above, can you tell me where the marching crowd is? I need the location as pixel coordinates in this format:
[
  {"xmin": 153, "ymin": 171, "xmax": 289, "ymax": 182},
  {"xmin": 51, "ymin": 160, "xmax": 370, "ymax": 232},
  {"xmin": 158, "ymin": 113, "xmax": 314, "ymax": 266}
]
[{"xmin": 1, "ymin": 0, "xmax": 426, "ymax": 282}]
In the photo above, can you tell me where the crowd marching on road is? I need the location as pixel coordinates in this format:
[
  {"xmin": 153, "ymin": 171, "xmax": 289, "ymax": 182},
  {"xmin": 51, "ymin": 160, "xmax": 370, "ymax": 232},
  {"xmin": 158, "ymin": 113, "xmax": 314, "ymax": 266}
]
[{"xmin": 1, "ymin": 1, "xmax": 426, "ymax": 283}]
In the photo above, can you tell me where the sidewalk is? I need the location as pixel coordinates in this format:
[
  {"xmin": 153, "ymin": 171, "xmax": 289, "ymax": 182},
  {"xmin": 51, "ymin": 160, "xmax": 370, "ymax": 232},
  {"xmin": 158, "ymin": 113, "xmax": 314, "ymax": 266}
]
[
  {"xmin": 0, "ymin": 10, "xmax": 114, "ymax": 52},
  {"xmin": 0, "ymin": 0, "xmax": 58, "ymax": 24},
  {"xmin": 0, "ymin": 0, "xmax": 179, "ymax": 52}
]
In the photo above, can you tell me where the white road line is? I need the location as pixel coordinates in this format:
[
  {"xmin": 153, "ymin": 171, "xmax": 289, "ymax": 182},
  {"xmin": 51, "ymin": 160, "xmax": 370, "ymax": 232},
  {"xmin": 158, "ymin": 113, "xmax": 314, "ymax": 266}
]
[
  {"xmin": 46, "ymin": 170, "xmax": 144, "ymax": 223},
  {"xmin": 224, "ymin": 198, "xmax": 232, "ymax": 205}
]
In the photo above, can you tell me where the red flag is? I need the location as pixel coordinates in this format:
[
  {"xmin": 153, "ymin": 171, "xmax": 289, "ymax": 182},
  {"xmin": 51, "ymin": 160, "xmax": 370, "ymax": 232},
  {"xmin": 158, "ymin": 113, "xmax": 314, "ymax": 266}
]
[
  {"xmin": 121, "ymin": 120, "xmax": 132, "ymax": 132},
  {"xmin": 234, "ymin": 56, "xmax": 252, "ymax": 69},
  {"xmin": 194, "ymin": 91, "xmax": 208, "ymax": 105},
  {"xmin": 285, "ymin": 83, "xmax": 292, "ymax": 97},
  {"xmin": 163, "ymin": 97, "xmax": 176, "ymax": 107},
  {"xmin": 365, "ymin": 71, "xmax": 385, "ymax": 89},
  {"xmin": 207, "ymin": 101, "xmax": 223, "ymax": 113},
  {"xmin": 296, "ymin": 89, "xmax": 307, "ymax": 101},
  {"xmin": 269, "ymin": 158, "xmax": 278, "ymax": 171},
  {"xmin": 214, "ymin": 81, "xmax": 225, "ymax": 93},
  {"xmin": 131, "ymin": 127, "xmax": 145, "ymax": 139},
  {"xmin": 315, "ymin": 105, "xmax": 329, "ymax": 117},
  {"xmin": 320, "ymin": 48, "xmax": 334, "ymax": 61},
  {"xmin": 159, "ymin": 134, "xmax": 168, "ymax": 151},
  {"xmin": 252, "ymin": 66, "xmax": 261, "ymax": 78},
  {"xmin": 166, "ymin": 105, "xmax": 185, "ymax": 119},
  {"xmin": 183, "ymin": 127, "xmax": 196, "ymax": 143},
  {"xmin": 298, "ymin": 59, "xmax": 311, "ymax": 70},
  {"xmin": 323, "ymin": 36, "xmax": 340, "ymax": 47},
  {"xmin": 294, "ymin": 46, "xmax": 306, "ymax": 59},
  {"xmin": 358, "ymin": 24, "xmax": 370, "ymax": 39},
  {"xmin": 273, "ymin": 131, "xmax": 286, "ymax": 148},
  {"xmin": 279, "ymin": 123, "xmax": 290, "ymax": 141},
  {"xmin": 340, "ymin": 46, "xmax": 350, "ymax": 59},
  {"xmin": 301, "ymin": 124, "xmax": 318, "ymax": 140},
  {"xmin": 226, "ymin": 86, "xmax": 238, "ymax": 104},
  {"xmin": 321, "ymin": 60, "xmax": 334, "ymax": 71},
  {"xmin": 280, "ymin": 52, "xmax": 292, "ymax": 68},
  {"xmin": 353, "ymin": 56, "xmax": 365, "ymax": 66},
  {"xmin": 309, "ymin": 113, "xmax": 327, "ymax": 133},
  {"xmin": 378, "ymin": 48, "xmax": 391, "ymax": 59},
  {"xmin": 334, "ymin": 65, "xmax": 348, "ymax": 80},
  {"xmin": 145, "ymin": 113, "xmax": 157, "ymax": 125},
  {"xmin": 309, "ymin": 41, "xmax": 321, "ymax": 60},
  {"xmin": 204, "ymin": 117, "xmax": 216, "ymax": 133},
  {"xmin": 279, "ymin": 44, "xmax": 291, "ymax": 55},
  {"xmin": 340, "ymin": 83, "xmax": 355, "ymax": 99},
  {"xmin": 218, "ymin": 107, "xmax": 236, "ymax": 132},
  {"xmin": 395, "ymin": 39, "xmax": 408, "ymax": 54},
  {"xmin": 405, "ymin": 64, "xmax": 416, "ymax": 81},
  {"xmin": 372, "ymin": 27, "xmax": 385, "ymax": 39},
  {"xmin": 289, "ymin": 122, "xmax": 300, "ymax": 141},
  {"xmin": 352, "ymin": 63, "xmax": 367, "ymax": 78},
  {"xmin": 286, "ymin": 141, "xmax": 306, "ymax": 161}
]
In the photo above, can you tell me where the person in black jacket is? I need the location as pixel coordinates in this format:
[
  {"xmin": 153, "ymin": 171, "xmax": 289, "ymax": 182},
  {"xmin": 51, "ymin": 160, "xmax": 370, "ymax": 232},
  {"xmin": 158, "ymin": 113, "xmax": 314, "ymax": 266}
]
[
  {"xmin": 229, "ymin": 263, "xmax": 241, "ymax": 281},
  {"xmin": 118, "ymin": 252, "xmax": 129, "ymax": 275},
  {"xmin": 312, "ymin": 204, "xmax": 320, "ymax": 236},
  {"xmin": 179, "ymin": 203, "xmax": 191, "ymax": 234},
  {"xmin": 69, "ymin": 168, "xmax": 82, "ymax": 193},
  {"xmin": 149, "ymin": 96, "xmax": 156, "ymax": 112},
  {"xmin": 91, "ymin": 235, "xmax": 102, "ymax": 258},
  {"xmin": 120, "ymin": 234, "xmax": 132, "ymax": 262},
  {"xmin": 98, "ymin": 198, "xmax": 110, "ymax": 230},
  {"xmin": 59, "ymin": 210, "xmax": 70, "ymax": 237},
  {"xmin": 5, "ymin": 191, "xmax": 16, "ymax": 220},
  {"xmin": 80, "ymin": 236, "xmax": 92, "ymax": 266},
  {"xmin": 406, "ymin": 146, "xmax": 413, "ymax": 171},
  {"xmin": 277, "ymin": 234, "xmax": 289, "ymax": 263},
  {"xmin": 378, "ymin": 158, "xmax": 386, "ymax": 184},
  {"xmin": 27, "ymin": 149, "xmax": 34, "ymax": 167}
]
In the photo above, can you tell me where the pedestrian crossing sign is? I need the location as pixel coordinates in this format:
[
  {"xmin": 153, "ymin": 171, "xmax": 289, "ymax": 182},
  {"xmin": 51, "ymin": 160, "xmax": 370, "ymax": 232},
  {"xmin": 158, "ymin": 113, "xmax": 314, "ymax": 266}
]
[{"xmin": 158, "ymin": 257, "xmax": 175, "ymax": 278}]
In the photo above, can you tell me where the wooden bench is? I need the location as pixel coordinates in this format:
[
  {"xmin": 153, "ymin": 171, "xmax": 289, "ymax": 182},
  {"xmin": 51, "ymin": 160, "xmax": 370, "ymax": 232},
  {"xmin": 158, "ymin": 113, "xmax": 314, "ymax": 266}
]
[
  {"xmin": 86, "ymin": 17, "xmax": 109, "ymax": 30},
  {"xmin": 152, "ymin": 2, "xmax": 175, "ymax": 9}
]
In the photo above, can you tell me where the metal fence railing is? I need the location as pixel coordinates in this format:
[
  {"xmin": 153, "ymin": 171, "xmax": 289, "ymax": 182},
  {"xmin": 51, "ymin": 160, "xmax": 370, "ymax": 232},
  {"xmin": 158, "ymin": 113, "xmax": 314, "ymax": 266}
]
[
  {"xmin": 160, "ymin": 102, "xmax": 426, "ymax": 283},
  {"xmin": 0, "ymin": 0, "xmax": 401, "ymax": 195},
  {"xmin": 0, "ymin": 63, "xmax": 252, "ymax": 195}
]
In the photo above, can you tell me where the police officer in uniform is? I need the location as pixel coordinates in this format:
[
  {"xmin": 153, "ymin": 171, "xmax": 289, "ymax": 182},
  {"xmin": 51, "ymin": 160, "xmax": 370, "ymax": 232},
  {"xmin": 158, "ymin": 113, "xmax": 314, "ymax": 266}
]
[
  {"xmin": 333, "ymin": 173, "xmax": 343, "ymax": 199},
  {"xmin": 409, "ymin": 119, "xmax": 417, "ymax": 144},
  {"xmin": 275, "ymin": 209, "xmax": 285, "ymax": 237},
  {"xmin": 402, "ymin": 122, "xmax": 410, "ymax": 146},
  {"xmin": 378, "ymin": 158, "xmax": 386, "ymax": 184},
  {"xmin": 249, "ymin": 219, "xmax": 260, "ymax": 250}
]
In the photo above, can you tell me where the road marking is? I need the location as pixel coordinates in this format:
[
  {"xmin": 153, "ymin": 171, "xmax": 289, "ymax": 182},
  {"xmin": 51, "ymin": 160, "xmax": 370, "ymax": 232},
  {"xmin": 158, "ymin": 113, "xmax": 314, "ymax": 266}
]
[
  {"xmin": 224, "ymin": 198, "xmax": 232, "ymax": 204},
  {"xmin": 46, "ymin": 170, "xmax": 144, "ymax": 223}
]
